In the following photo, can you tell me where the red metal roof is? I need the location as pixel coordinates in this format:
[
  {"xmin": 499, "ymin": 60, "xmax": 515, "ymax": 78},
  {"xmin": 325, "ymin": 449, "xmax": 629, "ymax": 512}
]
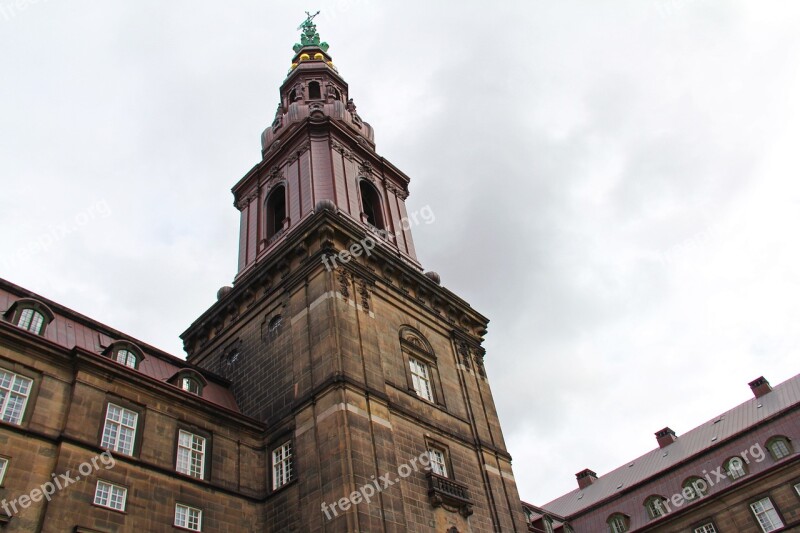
[
  {"xmin": 543, "ymin": 373, "xmax": 800, "ymax": 517},
  {"xmin": 0, "ymin": 278, "xmax": 239, "ymax": 412}
]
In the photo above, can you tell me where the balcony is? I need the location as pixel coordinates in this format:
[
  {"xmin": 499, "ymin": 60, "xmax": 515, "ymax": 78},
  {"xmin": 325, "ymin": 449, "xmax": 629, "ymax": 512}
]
[{"xmin": 427, "ymin": 472, "xmax": 473, "ymax": 518}]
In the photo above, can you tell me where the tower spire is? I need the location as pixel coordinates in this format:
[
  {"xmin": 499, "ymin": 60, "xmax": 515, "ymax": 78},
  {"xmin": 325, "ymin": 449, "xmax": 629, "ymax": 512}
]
[
  {"xmin": 293, "ymin": 11, "xmax": 328, "ymax": 53},
  {"xmin": 288, "ymin": 10, "xmax": 336, "ymax": 76}
]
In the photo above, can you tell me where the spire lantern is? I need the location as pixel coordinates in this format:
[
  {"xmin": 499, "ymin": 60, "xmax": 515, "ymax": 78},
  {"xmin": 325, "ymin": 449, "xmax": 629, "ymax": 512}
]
[{"xmin": 288, "ymin": 11, "xmax": 337, "ymax": 75}]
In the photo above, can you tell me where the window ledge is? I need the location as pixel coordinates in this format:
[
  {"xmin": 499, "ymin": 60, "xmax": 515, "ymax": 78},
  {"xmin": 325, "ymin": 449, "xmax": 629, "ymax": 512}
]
[
  {"xmin": 90, "ymin": 503, "xmax": 127, "ymax": 514},
  {"xmin": 270, "ymin": 476, "xmax": 298, "ymax": 496}
]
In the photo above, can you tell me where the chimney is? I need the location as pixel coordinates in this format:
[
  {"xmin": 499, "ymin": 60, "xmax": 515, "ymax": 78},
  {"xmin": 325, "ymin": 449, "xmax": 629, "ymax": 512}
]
[
  {"xmin": 655, "ymin": 427, "xmax": 678, "ymax": 448},
  {"xmin": 576, "ymin": 469, "xmax": 597, "ymax": 489},
  {"xmin": 749, "ymin": 376, "xmax": 772, "ymax": 398}
]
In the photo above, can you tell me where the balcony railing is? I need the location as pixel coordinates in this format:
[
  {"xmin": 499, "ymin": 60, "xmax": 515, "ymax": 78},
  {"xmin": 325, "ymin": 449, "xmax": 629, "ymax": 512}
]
[{"xmin": 427, "ymin": 472, "xmax": 473, "ymax": 517}]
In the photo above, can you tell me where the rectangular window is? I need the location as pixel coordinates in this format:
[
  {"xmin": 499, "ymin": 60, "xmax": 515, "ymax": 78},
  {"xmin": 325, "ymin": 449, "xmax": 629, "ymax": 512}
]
[
  {"xmin": 694, "ymin": 523, "xmax": 717, "ymax": 533},
  {"xmin": 176, "ymin": 430, "xmax": 206, "ymax": 479},
  {"xmin": 100, "ymin": 403, "xmax": 138, "ymax": 456},
  {"xmin": 0, "ymin": 457, "xmax": 8, "ymax": 485},
  {"xmin": 272, "ymin": 441, "xmax": 293, "ymax": 490},
  {"xmin": 427, "ymin": 447, "xmax": 448, "ymax": 477},
  {"xmin": 93, "ymin": 480, "xmax": 127, "ymax": 511},
  {"xmin": 0, "ymin": 369, "xmax": 33, "ymax": 425},
  {"xmin": 409, "ymin": 357, "xmax": 433, "ymax": 401},
  {"xmin": 175, "ymin": 503, "xmax": 202, "ymax": 531},
  {"xmin": 751, "ymin": 497, "xmax": 784, "ymax": 532}
]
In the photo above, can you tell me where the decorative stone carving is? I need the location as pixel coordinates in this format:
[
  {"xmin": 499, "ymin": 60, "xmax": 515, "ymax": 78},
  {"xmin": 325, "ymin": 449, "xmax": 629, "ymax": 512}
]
[
  {"xmin": 347, "ymin": 98, "xmax": 363, "ymax": 127},
  {"xmin": 457, "ymin": 341, "xmax": 472, "ymax": 369},
  {"xmin": 474, "ymin": 350, "xmax": 486, "ymax": 378},
  {"xmin": 292, "ymin": 82, "xmax": 304, "ymax": 101},
  {"xmin": 358, "ymin": 161, "xmax": 373, "ymax": 177},
  {"xmin": 286, "ymin": 143, "xmax": 311, "ymax": 165},
  {"xmin": 266, "ymin": 166, "xmax": 283, "ymax": 184},
  {"xmin": 337, "ymin": 268, "xmax": 350, "ymax": 298},
  {"xmin": 358, "ymin": 278, "xmax": 370, "ymax": 311},
  {"xmin": 271, "ymin": 103, "xmax": 283, "ymax": 131},
  {"xmin": 332, "ymin": 140, "xmax": 354, "ymax": 161}
]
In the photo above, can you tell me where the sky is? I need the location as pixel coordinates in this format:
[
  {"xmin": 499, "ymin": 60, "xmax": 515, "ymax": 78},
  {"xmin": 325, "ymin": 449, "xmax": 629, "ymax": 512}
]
[{"xmin": 2, "ymin": 0, "xmax": 800, "ymax": 506}]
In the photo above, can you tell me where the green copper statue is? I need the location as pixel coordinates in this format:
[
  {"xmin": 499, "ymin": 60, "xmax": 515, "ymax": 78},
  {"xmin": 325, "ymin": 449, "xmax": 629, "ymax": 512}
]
[{"xmin": 293, "ymin": 11, "xmax": 329, "ymax": 53}]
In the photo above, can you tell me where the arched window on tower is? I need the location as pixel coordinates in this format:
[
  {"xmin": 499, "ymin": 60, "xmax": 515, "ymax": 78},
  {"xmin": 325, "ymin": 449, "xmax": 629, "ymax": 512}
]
[
  {"xmin": 359, "ymin": 180, "xmax": 384, "ymax": 230},
  {"xmin": 308, "ymin": 81, "xmax": 321, "ymax": 100},
  {"xmin": 265, "ymin": 185, "xmax": 287, "ymax": 241}
]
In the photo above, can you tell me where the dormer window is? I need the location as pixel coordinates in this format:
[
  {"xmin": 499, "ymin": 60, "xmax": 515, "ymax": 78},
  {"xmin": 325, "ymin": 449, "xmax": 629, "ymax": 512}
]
[
  {"xmin": 4, "ymin": 299, "xmax": 54, "ymax": 336},
  {"xmin": 181, "ymin": 377, "xmax": 202, "ymax": 395},
  {"xmin": 265, "ymin": 184, "xmax": 287, "ymax": 241},
  {"xmin": 170, "ymin": 370, "xmax": 207, "ymax": 396},
  {"xmin": 115, "ymin": 349, "xmax": 138, "ymax": 369},
  {"xmin": 359, "ymin": 180, "xmax": 385, "ymax": 230},
  {"xmin": 18, "ymin": 308, "xmax": 45, "ymax": 334},
  {"xmin": 308, "ymin": 81, "xmax": 321, "ymax": 100},
  {"xmin": 104, "ymin": 342, "xmax": 143, "ymax": 370}
]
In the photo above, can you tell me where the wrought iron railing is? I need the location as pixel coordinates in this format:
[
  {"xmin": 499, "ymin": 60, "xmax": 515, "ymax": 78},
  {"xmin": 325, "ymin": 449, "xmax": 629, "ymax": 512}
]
[{"xmin": 427, "ymin": 472, "xmax": 473, "ymax": 517}]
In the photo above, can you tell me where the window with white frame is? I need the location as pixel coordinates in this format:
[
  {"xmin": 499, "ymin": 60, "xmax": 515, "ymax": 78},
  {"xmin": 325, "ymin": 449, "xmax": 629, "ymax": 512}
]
[
  {"xmin": 176, "ymin": 430, "xmax": 206, "ymax": 479},
  {"xmin": 175, "ymin": 503, "xmax": 202, "ymax": 531},
  {"xmin": 272, "ymin": 441, "xmax": 293, "ymax": 490},
  {"xmin": 682, "ymin": 477, "xmax": 707, "ymax": 500},
  {"xmin": 409, "ymin": 357, "xmax": 433, "ymax": 401},
  {"xmin": 100, "ymin": 403, "xmax": 138, "ymax": 456},
  {"xmin": 114, "ymin": 348, "xmax": 139, "ymax": 369},
  {"xmin": 694, "ymin": 523, "xmax": 717, "ymax": 533},
  {"xmin": 645, "ymin": 496, "xmax": 668, "ymax": 519},
  {"xmin": 750, "ymin": 497, "xmax": 784, "ymax": 532},
  {"xmin": 543, "ymin": 516, "xmax": 554, "ymax": 533},
  {"xmin": 725, "ymin": 456, "xmax": 747, "ymax": 479},
  {"xmin": 93, "ymin": 480, "xmax": 127, "ymax": 511},
  {"xmin": 427, "ymin": 447, "xmax": 448, "ymax": 477},
  {"xmin": 181, "ymin": 376, "xmax": 202, "ymax": 395},
  {"xmin": 607, "ymin": 514, "xmax": 628, "ymax": 533},
  {"xmin": 0, "ymin": 457, "xmax": 8, "ymax": 485},
  {"xmin": 0, "ymin": 368, "xmax": 33, "ymax": 425},
  {"xmin": 767, "ymin": 436, "xmax": 792, "ymax": 460},
  {"xmin": 17, "ymin": 308, "xmax": 46, "ymax": 334}
]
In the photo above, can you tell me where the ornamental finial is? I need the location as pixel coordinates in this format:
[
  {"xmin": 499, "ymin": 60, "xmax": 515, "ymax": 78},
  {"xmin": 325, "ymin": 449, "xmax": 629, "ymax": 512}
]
[{"xmin": 293, "ymin": 11, "xmax": 329, "ymax": 53}]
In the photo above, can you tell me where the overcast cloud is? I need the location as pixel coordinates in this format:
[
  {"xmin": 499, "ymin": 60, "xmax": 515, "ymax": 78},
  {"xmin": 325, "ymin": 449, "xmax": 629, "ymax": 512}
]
[{"xmin": 2, "ymin": 1, "xmax": 799, "ymax": 505}]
